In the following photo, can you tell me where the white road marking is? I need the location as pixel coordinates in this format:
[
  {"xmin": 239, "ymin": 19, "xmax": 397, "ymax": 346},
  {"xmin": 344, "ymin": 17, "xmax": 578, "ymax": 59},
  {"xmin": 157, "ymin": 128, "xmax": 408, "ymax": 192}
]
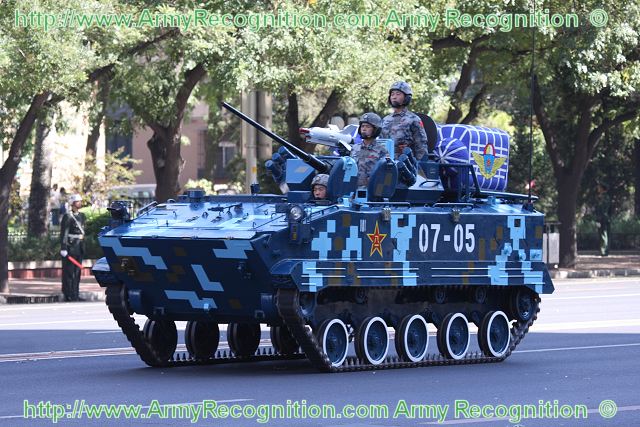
[
  {"xmin": 531, "ymin": 319, "xmax": 640, "ymax": 331},
  {"xmin": 0, "ymin": 319, "xmax": 108, "ymax": 327},
  {"xmin": 516, "ymin": 342, "xmax": 640, "ymax": 353},
  {"xmin": 0, "ymin": 339, "xmax": 275, "ymax": 363},
  {"xmin": 545, "ymin": 293, "xmax": 640, "ymax": 300}
]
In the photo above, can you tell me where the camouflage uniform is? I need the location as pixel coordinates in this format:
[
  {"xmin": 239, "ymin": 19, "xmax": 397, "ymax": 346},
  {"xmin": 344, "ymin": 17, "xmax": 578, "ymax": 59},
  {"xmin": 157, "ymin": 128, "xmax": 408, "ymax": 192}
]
[
  {"xmin": 350, "ymin": 141, "xmax": 389, "ymax": 187},
  {"xmin": 381, "ymin": 108, "xmax": 428, "ymax": 160}
]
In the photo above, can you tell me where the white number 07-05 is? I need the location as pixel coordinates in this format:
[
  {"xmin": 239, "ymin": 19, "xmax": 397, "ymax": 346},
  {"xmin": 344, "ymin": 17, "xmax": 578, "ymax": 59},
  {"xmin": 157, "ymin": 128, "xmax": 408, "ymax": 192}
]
[{"xmin": 419, "ymin": 223, "xmax": 475, "ymax": 253}]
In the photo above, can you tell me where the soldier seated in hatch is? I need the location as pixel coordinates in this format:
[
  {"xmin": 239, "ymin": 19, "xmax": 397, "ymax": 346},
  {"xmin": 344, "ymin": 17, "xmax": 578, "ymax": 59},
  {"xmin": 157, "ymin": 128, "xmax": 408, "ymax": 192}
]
[
  {"xmin": 311, "ymin": 174, "xmax": 329, "ymax": 200},
  {"xmin": 350, "ymin": 112, "xmax": 389, "ymax": 187}
]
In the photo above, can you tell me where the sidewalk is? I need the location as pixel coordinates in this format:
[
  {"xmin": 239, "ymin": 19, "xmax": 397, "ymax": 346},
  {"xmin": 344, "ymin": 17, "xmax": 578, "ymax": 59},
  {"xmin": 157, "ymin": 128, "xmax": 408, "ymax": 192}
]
[
  {"xmin": 1, "ymin": 253, "xmax": 638, "ymax": 304},
  {"xmin": 0, "ymin": 277, "xmax": 104, "ymax": 304}
]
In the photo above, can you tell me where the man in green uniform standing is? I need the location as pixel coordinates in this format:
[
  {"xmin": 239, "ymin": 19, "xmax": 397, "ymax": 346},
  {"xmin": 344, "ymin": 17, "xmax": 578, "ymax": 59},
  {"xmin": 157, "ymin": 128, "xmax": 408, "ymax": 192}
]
[
  {"xmin": 60, "ymin": 194, "xmax": 86, "ymax": 301},
  {"xmin": 381, "ymin": 81, "xmax": 428, "ymax": 160}
]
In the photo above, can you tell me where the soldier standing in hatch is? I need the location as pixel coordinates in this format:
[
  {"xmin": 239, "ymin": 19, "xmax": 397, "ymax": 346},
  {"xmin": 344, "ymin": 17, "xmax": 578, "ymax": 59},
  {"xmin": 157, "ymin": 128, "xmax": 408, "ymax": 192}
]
[
  {"xmin": 60, "ymin": 194, "xmax": 86, "ymax": 301},
  {"xmin": 350, "ymin": 112, "xmax": 389, "ymax": 187},
  {"xmin": 381, "ymin": 81, "xmax": 428, "ymax": 160}
]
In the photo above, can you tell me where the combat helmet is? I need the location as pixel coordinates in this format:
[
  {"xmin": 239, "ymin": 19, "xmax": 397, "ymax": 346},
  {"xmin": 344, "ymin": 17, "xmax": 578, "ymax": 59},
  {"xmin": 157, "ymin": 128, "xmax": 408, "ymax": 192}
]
[
  {"xmin": 388, "ymin": 81, "xmax": 413, "ymax": 107},
  {"xmin": 358, "ymin": 112, "xmax": 383, "ymax": 138},
  {"xmin": 311, "ymin": 174, "xmax": 329, "ymax": 188}
]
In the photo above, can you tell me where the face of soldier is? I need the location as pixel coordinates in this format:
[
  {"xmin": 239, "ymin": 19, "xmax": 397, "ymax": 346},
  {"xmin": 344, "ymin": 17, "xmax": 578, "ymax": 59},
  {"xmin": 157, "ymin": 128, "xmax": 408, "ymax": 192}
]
[
  {"xmin": 360, "ymin": 123, "xmax": 375, "ymax": 140},
  {"xmin": 390, "ymin": 90, "xmax": 406, "ymax": 108},
  {"xmin": 72, "ymin": 200, "xmax": 82, "ymax": 211},
  {"xmin": 313, "ymin": 185, "xmax": 327, "ymax": 200}
]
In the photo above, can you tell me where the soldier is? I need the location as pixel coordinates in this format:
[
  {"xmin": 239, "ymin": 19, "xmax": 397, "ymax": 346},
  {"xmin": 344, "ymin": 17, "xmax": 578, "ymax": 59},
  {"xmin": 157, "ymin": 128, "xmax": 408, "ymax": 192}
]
[
  {"xmin": 311, "ymin": 174, "xmax": 329, "ymax": 200},
  {"xmin": 381, "ymin": 81, "xmax": 428, "ymax": 160},
  {"xmin": 60, "ymin": 194, "xmax": 86, "ymax": 301},
  {"xmin": 350, "ymin": 112, "xmax": 389, "ymax": 187}
]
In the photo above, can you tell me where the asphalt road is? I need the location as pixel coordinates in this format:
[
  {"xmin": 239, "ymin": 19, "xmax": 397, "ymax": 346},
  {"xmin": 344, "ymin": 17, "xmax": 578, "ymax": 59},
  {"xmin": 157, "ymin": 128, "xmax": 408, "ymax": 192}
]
[{"xmin": 0, "ymin": 278, "xmax": 639, "ymax": 427}]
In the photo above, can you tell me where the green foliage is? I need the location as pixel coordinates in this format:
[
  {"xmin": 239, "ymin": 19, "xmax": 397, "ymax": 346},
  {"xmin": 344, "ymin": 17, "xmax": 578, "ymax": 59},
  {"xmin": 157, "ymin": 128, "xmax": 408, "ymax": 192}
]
[
  {"xmin": 577, "ymin": 217, "xmax": 640, "ymax": 250},
  {"xmin": 580, "ymin": 125, "xmax": 636, "ymax": 221},
  {"xmin": 79, "ymin": 147, "xmax": 141, "ymax": 205},
  {"xmin": 8, "ymin": 235, "xmax": 59, "ymax": 262},
  {"xmin": 8, "ymin": 208, "xmax": 108, "ymax": 261},
  {"xmin": 184, "ymin": 178, "xmax": 214, "ymax": 194}
]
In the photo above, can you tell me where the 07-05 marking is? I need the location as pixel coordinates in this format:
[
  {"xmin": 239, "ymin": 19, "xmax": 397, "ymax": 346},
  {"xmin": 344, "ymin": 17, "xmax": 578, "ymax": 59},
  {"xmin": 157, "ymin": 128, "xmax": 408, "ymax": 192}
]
[{"xmin": 418, "ymin": 223, "xmax": 475, "ymax": 253}]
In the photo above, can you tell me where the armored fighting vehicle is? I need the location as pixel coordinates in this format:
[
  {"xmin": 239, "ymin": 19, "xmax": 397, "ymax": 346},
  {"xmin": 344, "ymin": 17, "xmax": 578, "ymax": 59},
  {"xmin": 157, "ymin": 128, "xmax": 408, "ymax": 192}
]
[{"xmin": 93, "ymin": 102, "xmax": 554, "ymax": 372}]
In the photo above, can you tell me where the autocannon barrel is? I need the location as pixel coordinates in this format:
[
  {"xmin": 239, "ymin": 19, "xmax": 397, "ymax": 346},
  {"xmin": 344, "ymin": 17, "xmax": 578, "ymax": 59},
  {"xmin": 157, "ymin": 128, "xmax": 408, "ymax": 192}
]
[{"xmin": 221, "ymin": 102, "xmax": 331, "ymax": 174}]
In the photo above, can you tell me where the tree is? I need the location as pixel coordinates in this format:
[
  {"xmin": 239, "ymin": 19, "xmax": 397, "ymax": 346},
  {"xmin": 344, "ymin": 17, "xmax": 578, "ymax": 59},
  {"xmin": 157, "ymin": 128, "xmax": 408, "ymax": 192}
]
[
  {"xmin": 0, "ymin": 0, "xmax": 106, "ymax": 292},
  {"xmin": 0, "ymin": 0, "xmax": 178, "ymax": 292},
  {"xmin": 111, "ymin": 3, "xmax": 236, "ymax": 202},
  {"xmin": 531, "ymin": 1, "xmax": 640, "ymax": 266},
  {"xmin": 232, "ymin": 0, "xmax": 409, "ymax": 149},
  {"xmin": 27, "ymin": 107, "xmax": 57, "ymax": 237}
]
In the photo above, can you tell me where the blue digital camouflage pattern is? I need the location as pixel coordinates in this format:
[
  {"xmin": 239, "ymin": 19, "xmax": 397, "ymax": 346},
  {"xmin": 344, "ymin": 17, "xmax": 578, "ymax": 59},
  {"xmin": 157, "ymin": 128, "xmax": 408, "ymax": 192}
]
[{"xmin": 96, "ymin": 193, "xmax": 553, "ymax": 323}]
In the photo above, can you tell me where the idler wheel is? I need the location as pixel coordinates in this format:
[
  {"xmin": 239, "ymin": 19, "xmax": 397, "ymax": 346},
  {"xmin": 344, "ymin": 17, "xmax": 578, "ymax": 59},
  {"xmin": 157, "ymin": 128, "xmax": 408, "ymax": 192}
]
[
  {"xmin": 317, "ymin": 319, "xmax": 349, "ymax": 367},
  {"xmin": 478, "ymin": 311, "xmax": 511, "ymax": 357},
  {"xmin": 270, "ymin": 325, "xmax": 299, "ymax": 355},
  {"xmin": 395, "ymin": 314, "xmax": 429, "ymax": 362},
  {"xmin": 437, "ymin": 313, "xmax": 470, "ymax": 360},
  {"xmin": 355, "ymin": 317, "xmax": 389, "ymax": 365},
  {"xmin": 508, "ymin": 287, "xmax": 537, "ymax": 323},
  {"xmin": 228, "ymin": 323, "xmax": 261, "ymax": 357},
  {"xmin": 185, "ymin": 320, "xmax": 220, "ymax": 360},
  {"xmin": 143, "ymin": 318, "xmax": 178, "ymax": 363}
]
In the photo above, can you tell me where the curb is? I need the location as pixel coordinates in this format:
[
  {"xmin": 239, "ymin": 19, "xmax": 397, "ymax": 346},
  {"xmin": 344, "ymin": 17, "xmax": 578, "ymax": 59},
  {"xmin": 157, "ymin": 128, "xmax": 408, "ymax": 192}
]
[
  {"xmin": 549, "ymin": 268, "xmax": 640, "ymax": 279},
  {"xmin": 0, "ymin": 290, "xmax": 105, "ymax": 305}
]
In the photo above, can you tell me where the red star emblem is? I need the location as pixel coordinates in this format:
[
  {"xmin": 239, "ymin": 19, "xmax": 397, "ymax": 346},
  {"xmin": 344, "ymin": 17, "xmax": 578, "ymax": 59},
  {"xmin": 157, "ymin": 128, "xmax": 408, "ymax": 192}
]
[{"xmin": 367, "ymin": 221, "xmax": 387, "ymax": 257}]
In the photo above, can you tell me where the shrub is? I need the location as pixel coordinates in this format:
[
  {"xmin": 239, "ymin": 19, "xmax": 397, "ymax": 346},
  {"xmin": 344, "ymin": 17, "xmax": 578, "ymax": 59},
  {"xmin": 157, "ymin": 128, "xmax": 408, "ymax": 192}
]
[{"xmin": 8, "ymin": 208, "xmax": 111, "ymax": 261}]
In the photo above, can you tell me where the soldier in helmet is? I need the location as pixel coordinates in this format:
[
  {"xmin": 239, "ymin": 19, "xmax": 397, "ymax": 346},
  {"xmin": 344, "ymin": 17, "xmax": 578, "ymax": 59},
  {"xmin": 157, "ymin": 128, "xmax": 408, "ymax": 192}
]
[
  {"xmin": 60, "ymin": 193, "xmax": 86, "ymax": 301},
  {"xmin": 311, "ymin": 174, "xmax": 329, "ymax": 200},
  {"xmin": 350, "ymin": 112, "xmax": 389, "ymax": 187},
  {"xmin": 381, "ymin": 81, "xmax": 428, "ymax": 160}
]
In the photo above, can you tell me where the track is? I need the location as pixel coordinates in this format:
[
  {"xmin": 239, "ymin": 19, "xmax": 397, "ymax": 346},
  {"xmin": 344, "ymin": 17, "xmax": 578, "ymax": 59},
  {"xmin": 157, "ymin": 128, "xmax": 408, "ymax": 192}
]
[
  {"xmin": 104, "ymin": 284, "xmax": 539, "ymax": 371},
  {"xmin": 276, "ymin": 288, "xmax": 540, "ymax": 372},
  {"xmin": 104, "ymin": 285, "xmax": 304, "ymax": 367}
]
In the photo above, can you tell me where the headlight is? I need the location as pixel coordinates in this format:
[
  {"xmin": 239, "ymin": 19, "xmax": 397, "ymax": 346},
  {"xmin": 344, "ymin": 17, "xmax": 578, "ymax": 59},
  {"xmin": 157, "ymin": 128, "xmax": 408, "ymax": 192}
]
[{"xmin": 288, "ymin": 205, "xmax": 305, "ymax": 222}]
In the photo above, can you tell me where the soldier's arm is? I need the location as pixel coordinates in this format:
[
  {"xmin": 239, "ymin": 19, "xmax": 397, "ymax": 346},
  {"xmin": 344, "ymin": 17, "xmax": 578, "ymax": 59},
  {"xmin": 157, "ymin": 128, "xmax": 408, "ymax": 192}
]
[
  {"xmin": 411, "ymin": 118, "xmax": 428, "ymax": 160},
  {"xmin": 60, "ymin": 215, "xmax": 69, "ymax": 250}
]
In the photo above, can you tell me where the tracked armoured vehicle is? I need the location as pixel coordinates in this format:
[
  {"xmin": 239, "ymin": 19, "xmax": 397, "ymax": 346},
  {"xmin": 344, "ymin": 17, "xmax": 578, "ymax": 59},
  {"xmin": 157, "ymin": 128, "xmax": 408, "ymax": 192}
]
[{"xmin": 92, "ymin": 102, "xmax": 554, "ymax": 372}]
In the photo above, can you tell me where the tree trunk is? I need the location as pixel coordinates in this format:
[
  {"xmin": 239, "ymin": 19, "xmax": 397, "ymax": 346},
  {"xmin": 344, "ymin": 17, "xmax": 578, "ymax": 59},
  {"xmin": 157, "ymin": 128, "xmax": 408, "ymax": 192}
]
[
  {"xmin": 148, "ymin": 132, "xmax": 184, "ymax": 202},
  {"xmin": 557, "ymin": 180, "xmax": 579, "ymax": 268},
  {"xmin": 310, "ymin": 89, "xmax": 343, "ymax": 128},
  {"xmin": 204, "ymin": 106, "xmax": 221, "ymax": 182},
  {"xmin": 27, "ymin": 113, "xmax": 55, "ymax": 237},
  {"xmin": 635, "ymin": 138, "xmax": 640, "ymax": 218},
  {"xmin": 84, "ymin": 77, "xmax": 110, "ymax": 193},
  {"xmin": 286, "ymin": 89, "xmax": 342, "ymax": 153},
  {"xmin": 0, "ymin": 183, "xmax": 10, "ymax": 293},
  {"xmin": 0, "ymin": 92, "xmax": 50, "ymax": 293},
  {"xmin": 286, "ymin": 90, "xmax": 303, "ymax": 148}
]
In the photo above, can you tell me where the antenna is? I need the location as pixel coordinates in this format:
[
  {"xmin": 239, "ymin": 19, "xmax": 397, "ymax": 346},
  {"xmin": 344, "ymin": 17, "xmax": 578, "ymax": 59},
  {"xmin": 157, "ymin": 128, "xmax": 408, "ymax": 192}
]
[{"xmin": 527, "ymin": 0, "xmax": 536, "ymax": 206}]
